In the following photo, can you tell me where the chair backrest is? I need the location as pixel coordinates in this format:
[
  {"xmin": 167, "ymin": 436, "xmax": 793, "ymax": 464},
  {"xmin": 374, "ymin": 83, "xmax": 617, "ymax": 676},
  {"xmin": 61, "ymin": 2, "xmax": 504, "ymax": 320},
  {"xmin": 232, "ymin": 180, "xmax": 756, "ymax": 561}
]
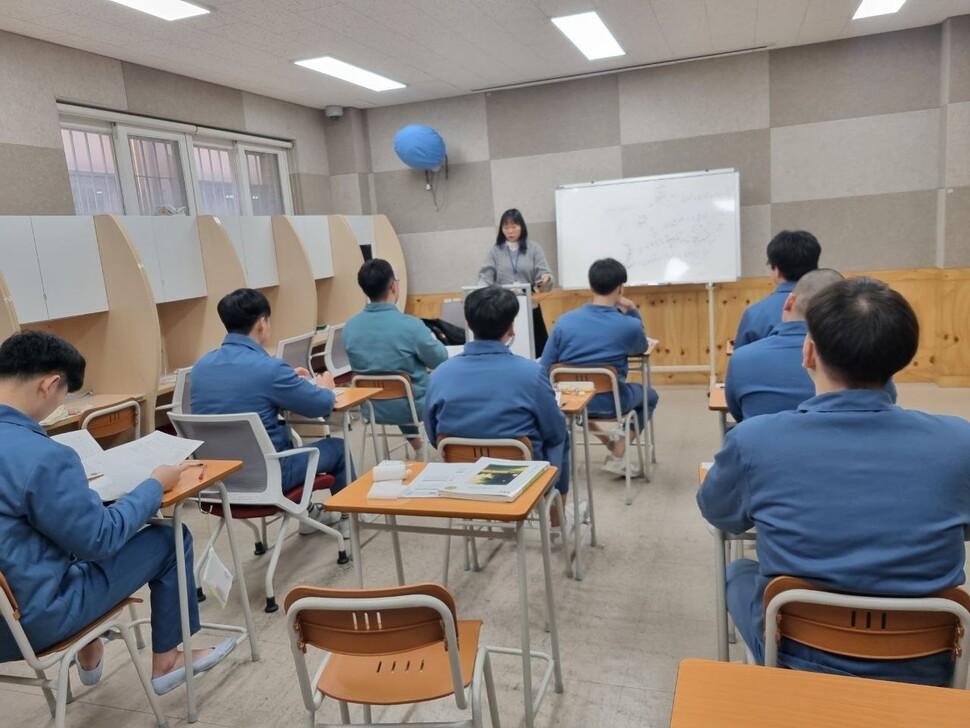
[
  {"xmin": 351, "ymin": 372, "xmax": 420, "ymax": 425},
  {"xmin": 439, "ymin": 299, "xmax": 465, "ymax": 330},
  {"xmin": 169, "ymin": 412, "xmax": 284, "ymax": 504},
  {"xmin": 436, "ymin": 435, "xmax": 533, "ymax": 463},
  {"xmin": 0, "ymin": 569, "xmax": 40, "ymax": 667},
  {"xmin": 323, "ymin": 324, "xmax": 351, "ymax": 378},
  {"xmin": 172, "ymin": 366, "xmax": 192, "ymax": 415},
  {"xmin": 81, "ymin": 399, "xmax": 140, "ymax": 440},
  {"xmin": 764, "ymin": 576, "xmax": 970, "ymax": 687},
  {"xmin": 276, "ymin": 332, "xmax": 315, "ymax": 373},
  {"xmin": 549, "ymin": 364, "xmax": 623, "ymax": 420}
]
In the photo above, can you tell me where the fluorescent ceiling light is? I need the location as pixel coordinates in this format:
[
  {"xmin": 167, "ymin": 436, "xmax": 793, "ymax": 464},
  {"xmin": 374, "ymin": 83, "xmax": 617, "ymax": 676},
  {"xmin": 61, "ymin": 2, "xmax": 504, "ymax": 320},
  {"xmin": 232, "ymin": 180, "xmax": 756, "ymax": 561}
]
[
  {"xmin": 295, "ymin": 56, "xmax": 405, "ymax": 92},
  {"xmin": 852, "ymin": 0, "xmax": 907, "ymax": 20},
  {"xmin": 551, "ymin": 11, "xmax": 625, "ymax": 61},
  {"xmin": 105, "ymin": 0, "xmax": 209, "ymax": 21}
]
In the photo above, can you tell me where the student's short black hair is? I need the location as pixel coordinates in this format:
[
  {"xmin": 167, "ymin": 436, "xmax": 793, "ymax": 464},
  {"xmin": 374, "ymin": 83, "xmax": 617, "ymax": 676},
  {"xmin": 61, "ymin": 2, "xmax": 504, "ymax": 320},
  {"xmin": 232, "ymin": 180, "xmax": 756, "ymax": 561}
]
[
  {"xmin": 588, "ymin": 258, "xmax": 628, "ymax": 295},
  {"xmin": 495, "ymin": 208, "xmax": 529, "ymax": 253},
  {"xmin": 0, "ymin": 330, "xmax": 85, "ymax": 392},
  {"xmin": 766, "ymin": 230, "xmax": 821, "ymax": 282},
  {"xmin": 357, "ymin": 259, "xmax": 395, "ymax": 301},
  {"xmin": 465, "ymin": 286, "xmax": 519, "ymax": 341},
  {"xmin": 217, "ymin": 288, "xmax": 272, "ymax": 335},
  {"xmin": 806, "ymin": 277, "xmax": 918, "ymax": 388}
]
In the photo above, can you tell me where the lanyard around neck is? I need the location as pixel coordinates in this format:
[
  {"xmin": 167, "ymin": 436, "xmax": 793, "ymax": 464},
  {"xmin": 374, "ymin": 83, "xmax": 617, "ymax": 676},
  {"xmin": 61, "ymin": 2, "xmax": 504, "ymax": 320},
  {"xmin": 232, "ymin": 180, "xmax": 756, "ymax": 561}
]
[{"xmin": 506, "ymin": 245, "xmax": 521, "ymax": 275}]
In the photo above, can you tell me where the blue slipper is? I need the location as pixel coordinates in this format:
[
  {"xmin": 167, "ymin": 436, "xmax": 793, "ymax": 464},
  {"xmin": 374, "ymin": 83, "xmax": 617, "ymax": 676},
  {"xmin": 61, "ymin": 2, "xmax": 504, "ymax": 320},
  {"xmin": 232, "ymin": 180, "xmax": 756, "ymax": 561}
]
[
  {"xmin": 151, "ymin": 638, "xmax": 236, "ymax": 696},
  {"xmin": 76, "ymin": 639, "xmax": 105, "ymax": 686}
]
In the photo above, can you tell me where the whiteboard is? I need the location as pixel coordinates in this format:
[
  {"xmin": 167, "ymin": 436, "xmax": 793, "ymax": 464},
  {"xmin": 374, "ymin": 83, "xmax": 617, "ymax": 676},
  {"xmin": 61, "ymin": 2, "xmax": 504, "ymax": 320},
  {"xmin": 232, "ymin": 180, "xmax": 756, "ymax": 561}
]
[{"xmin": 555, "ymin": 169, "xmax": 741, "ymax": 288}]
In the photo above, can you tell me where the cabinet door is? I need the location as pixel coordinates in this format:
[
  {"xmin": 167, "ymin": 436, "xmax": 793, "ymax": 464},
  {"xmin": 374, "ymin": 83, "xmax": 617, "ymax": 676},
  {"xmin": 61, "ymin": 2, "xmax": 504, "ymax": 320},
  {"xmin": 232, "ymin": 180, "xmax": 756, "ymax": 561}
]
[
  {"xmin": 290, "ymin": 216, "xmax": 333, "ymax": 279},
  {"xmin": 31, "ymin": 217, "xmax": 109, "ymax": 320},
  {"xmin": 0, "ymin": 217, "xmax": 47, "ymax": 323},
  {"xmin": 153, "ymin": 216, "xmax": 207, "ymax": 301},
  {"xmin": 123, "ymin": 216, "xmax": 165, "ymax": 303},
  {"xmin": 241, "ymin": 216, "xmax": 279, "ymax": 287}
]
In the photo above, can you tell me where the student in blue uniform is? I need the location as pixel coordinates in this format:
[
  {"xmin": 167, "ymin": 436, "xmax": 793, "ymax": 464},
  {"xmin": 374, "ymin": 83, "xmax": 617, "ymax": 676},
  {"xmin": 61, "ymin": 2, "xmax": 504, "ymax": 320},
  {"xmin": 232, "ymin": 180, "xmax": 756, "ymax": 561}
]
[
  {"xmin": 344, "ymin": 259, "xmax": 448, "ymax": 454},
  {"xmin": 425, "ymin": 286, "xmax": 570, "ymax": 501},
  {"xmin": 540, "ymin": 258, "xmax": 657, "ymax": 477},
  {"xmin": 0, "ymin": 331, "xmax": 234, "ymax": 695},
  {"xmin": 191, "ymin": 288, "xmax": 353, "ymax": 536},
  {"xmin": 698, "ymin": 278, "xmax": 970, "ymax": 686},
  {"xmin": 726, "ymin": 268, "xmax": 844, "ymax": 422},
  {"xmin": 734, "ymin": 230, "xmax": 821, "ymax": 348}
]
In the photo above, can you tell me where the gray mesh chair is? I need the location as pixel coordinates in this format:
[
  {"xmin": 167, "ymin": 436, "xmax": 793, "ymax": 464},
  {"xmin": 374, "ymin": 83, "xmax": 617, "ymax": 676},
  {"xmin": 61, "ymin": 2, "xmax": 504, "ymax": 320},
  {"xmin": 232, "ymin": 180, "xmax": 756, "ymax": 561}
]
[
  {"xmin": 171, "ymin": 367, "xmax": 193, "ymax": 415},
  {"xmin": 276, "ymin": 332, "xmax": 315, "ymax": 373},
  {"xmin": 322, "ymin": 324, "xmax": 352, "ymax": 382},
  {"xmin": 169, "ymin": 412, "xmax": 348, "ymax": 614}
]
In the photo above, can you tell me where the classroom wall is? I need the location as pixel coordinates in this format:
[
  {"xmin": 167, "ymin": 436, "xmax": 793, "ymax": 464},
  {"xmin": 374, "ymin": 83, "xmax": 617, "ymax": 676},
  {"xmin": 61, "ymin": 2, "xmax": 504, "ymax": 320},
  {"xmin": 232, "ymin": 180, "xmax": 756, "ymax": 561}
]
[
  {"xmin": 361, "ymin": 16, "xmax": 970, "ymax": 295},
  {"xmin": 0, "ymin": 30, "xmax": 332, "ymax": 216}
]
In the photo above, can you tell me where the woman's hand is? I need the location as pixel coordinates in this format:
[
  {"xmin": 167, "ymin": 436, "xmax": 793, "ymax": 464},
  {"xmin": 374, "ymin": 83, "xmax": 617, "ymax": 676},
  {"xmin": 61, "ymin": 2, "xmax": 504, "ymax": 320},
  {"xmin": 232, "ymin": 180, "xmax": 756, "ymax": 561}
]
[{"xmin": 535, "ymin": 274, "xmax": 551, "ymax": 289}]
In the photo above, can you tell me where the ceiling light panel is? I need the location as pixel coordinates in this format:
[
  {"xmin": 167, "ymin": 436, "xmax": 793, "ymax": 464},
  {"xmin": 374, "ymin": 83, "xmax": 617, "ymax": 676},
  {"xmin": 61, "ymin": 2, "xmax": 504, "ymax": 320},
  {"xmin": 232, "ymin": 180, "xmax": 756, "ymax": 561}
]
[
  {"xmin": 852, "ymin": 0, "xmax": 908, "ymax": 20},
  {"xmin": 551, "ymin": 11, "xmax": 625, "ymax": 61},
  {"xmin": 294, "ymin": 56, "xmax": 406, "ymax": 92},
  {"xmin": 105, "ymin": 0, "xmax": 209, "ymax": 21}
]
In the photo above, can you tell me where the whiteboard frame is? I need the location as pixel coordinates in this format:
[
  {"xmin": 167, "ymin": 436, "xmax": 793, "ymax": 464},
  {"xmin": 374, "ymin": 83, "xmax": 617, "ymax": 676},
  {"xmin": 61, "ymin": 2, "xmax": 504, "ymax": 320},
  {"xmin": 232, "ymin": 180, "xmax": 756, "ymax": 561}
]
[{"xmin": 555, "ymin": 168, "xmax": 742, "ymax": 289}]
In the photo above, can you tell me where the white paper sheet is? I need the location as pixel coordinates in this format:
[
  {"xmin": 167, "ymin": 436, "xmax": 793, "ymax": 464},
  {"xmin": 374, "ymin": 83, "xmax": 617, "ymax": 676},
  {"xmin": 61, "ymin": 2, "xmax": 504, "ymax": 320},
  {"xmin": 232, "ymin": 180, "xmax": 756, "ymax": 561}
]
[
  {"xmin": 83, "ymin": 431, "xmax": 204, "ymax": 501},
  {"xmin": 52, "ymin": 429, "xmax": 104, "ymax": 460},
  {"xmin": 400, "ymin": 463, "xmax": 476, "ymax": 498}
]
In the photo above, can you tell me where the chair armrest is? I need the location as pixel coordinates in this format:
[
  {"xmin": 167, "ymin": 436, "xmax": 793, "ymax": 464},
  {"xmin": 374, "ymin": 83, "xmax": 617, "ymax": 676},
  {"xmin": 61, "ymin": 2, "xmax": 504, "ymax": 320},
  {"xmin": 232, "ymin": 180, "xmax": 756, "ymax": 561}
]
[
  {"xmin": 156, "ymin": 403, "xmax": 174, "ymax": 412},
  {"xmin": 266, "ymin": 446, "xmax": 321, "ymax": 510}
]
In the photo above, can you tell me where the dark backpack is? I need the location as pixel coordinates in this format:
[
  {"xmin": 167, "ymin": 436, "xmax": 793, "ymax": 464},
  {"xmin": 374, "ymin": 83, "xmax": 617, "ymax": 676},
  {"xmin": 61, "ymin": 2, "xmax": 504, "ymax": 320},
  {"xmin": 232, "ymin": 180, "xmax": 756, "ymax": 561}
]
[{"xmin": 422, "ymin": 318, "xmax": 466, "ymax": 346}]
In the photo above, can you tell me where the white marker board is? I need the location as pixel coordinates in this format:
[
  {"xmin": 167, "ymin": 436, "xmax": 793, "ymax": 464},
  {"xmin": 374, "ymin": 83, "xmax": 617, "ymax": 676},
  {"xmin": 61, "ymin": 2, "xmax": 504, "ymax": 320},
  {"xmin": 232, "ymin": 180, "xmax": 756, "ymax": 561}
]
[{"xmin": 555, "ymin": 169, "xmax": 741, "ymax": 288}]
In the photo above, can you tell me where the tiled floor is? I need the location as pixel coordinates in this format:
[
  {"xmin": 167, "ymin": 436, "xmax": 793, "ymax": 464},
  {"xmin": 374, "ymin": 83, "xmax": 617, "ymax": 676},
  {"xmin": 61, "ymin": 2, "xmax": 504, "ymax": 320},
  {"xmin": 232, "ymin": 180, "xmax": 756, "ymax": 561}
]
[{"xmin": 2, "ymin": 383, "xmax": 969, "ymax": 727}]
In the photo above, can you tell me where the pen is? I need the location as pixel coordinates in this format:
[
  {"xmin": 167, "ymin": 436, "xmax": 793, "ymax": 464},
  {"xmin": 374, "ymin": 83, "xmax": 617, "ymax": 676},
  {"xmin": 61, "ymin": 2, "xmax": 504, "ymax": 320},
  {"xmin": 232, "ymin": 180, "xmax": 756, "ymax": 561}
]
[{"xmin": 197, "ymin": 465, "xmax": 208, "ymax": 481}]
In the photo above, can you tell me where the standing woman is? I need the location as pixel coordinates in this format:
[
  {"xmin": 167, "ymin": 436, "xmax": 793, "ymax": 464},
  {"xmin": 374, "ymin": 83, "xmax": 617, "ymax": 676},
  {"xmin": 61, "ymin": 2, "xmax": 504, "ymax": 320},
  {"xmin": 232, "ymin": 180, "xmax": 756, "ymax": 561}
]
[{"xmin": 477, "ymin": 208, "xmax": 554, "ymax": 356}]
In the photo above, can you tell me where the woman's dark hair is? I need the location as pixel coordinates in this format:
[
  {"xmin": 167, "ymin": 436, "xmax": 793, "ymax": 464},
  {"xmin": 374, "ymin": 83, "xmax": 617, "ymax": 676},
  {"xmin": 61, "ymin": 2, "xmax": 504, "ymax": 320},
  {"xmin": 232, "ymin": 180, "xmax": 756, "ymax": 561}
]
[
  {"xmin": 805, "ymin": 277, "xmax": 918, "ymax": 389},
  {"xmin": 0, "ymin": 331, "xmax": 86, "ymax": 392},
  {"xmin": 465, "ymin": 286, "xmax": 519, "ymax": 341},
  {"xmin": 217, "ymin": 288, "xmax": 272, "ymax": 335},
  {"xmin": 495, "ymin": 208, "xmax": 529, "ymax": 253}
]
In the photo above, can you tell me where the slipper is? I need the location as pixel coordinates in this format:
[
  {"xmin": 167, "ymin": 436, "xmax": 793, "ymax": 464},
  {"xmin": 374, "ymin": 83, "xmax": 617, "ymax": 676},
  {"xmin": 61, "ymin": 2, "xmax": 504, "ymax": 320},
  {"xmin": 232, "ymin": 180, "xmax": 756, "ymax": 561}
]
[
  {"xmin": 76, "ymin": 639, "xmax": 105, "ymax": 686},
  {"xmin": 151, "ymin": 638, "xmax": 236, "ymax": 696}
]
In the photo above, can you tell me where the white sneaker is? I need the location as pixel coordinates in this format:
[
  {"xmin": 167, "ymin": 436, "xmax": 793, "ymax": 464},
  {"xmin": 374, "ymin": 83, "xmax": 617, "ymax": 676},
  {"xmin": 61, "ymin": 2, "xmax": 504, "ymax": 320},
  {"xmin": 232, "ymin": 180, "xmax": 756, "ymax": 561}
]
[
  {"xmin": 607, "ymin": 425, "xmax": 625, "ymax": 452},
  {"xmin": 551, "ymin": 499, "xmax": 589, "ymax": 543},
  {"xmin": 299, "ymin": 503, "xmax": 340, "ymax": 535},
  {"xmin": 603, "ymin": 455, "xmax": 641, "ymax": 478}
]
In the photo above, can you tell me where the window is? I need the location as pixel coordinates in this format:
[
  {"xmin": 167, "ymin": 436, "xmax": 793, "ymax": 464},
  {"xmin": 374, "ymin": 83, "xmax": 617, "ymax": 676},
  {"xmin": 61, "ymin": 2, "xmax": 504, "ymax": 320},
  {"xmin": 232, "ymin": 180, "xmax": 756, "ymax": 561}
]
[
  {"xmin": 194, "ymin": 145, "xmax": 240, "ymax": 216},
  {"xmin": 245, "ymin": 150, "xmax": 285, "ymax": 215},
  {"xmin": 127, "ymin": 134, "xmax": 190, "ymax": 215},
  {"xmin": 60, "ymin": 128, "xmax": 124, "ymax": 215}
]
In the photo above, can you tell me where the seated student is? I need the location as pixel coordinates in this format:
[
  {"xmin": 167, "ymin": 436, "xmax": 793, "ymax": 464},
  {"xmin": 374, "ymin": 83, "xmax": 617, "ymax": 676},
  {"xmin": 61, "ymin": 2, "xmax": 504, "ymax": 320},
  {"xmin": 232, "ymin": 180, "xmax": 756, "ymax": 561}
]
[
  {"xmin": 191, "ymin": 288, "xmax": 353, "ymax": 535},
  {"xmin": 698, "ymin": 278, "xmax": 970, "ymax": 686},
  {"xmin": 734, "ymin": 230, "xmax": 821, "ymax": 348},
  {"xmin": 726, "ymin": 268, "xmax": 843, "ymax": 422},
  {"xmin": 424, "ymin": 286, "xmax": 570, "ymax": 506},
  {"xmin": 539, "ymin": 258, "xmax": 657, "ymax": 477},
  {"xmin": 0, "ymin": 331, "xmax": 234, "ymax": 695},
  {"xmin": 343, "ymin": 259, "xmax": 448, "ymax": 454}
]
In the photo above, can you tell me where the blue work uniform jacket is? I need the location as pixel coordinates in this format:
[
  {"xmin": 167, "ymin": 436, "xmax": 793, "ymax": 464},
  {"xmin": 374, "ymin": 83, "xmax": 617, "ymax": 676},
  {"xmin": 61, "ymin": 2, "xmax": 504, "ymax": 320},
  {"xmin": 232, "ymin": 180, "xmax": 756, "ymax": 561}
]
[{"xmin": 734, "ymin": 281, "xmax": 795, "ymax": 348}]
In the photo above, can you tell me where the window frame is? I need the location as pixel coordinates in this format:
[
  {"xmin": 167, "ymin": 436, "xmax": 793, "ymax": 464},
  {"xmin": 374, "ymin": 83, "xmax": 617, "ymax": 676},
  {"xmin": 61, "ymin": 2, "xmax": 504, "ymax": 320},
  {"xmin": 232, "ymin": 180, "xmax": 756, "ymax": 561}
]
[
  {"xmin": 236, "ymin": 142, "xmax": 294, "ymax": 216},
  {"xmin": 192, "ymin": 137, "xmax": 243, "ymax": 217},
  {"xmin": 114, "ymin": 125, "xmax": 198, "ymax": 216},
  {"xmin": 59, "ymin": 120, "xmax": 126, "ymax": 216}
]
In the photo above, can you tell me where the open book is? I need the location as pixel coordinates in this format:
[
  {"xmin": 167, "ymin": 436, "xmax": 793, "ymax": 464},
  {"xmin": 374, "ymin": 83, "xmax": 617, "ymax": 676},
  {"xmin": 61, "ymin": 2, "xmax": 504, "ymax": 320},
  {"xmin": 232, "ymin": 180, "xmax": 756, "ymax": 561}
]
[
  {"xmin": 52, "ymin": 430, "xmax": 203, "ymax": 502},
  {"xmin": 436, "ymin": 457, "xmax": 550, "ymax": 503}
]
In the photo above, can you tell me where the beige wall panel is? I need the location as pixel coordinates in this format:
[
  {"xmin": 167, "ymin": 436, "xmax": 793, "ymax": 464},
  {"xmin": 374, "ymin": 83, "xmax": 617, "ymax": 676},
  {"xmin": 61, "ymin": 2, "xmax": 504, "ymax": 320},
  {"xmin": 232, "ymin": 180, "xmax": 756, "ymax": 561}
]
[
  {"xmin": 317, "ymin": 216, "xmax": 366, "ymax": 325},
  {"xmin": 0, "ymin": 32, "xmax": 127, "ymax": 147},
  {"xmin": 241, "ymin": 92, "xmax": 328, "ymax": 175},
  {"xmin": 770, "ymin": 109, "xmax": 941, "ymax": 203},
  {"xmin": 122, "ymin": 63, "xmax": 246, "ymax": 131},
  {"xmin": 266, "ymin": 216, "xmax": 317, "ymax": 347},
  {"xmin": 771, "ymin": 191, "xmax": 938, "ymax": 270},
  {"xmin": 290, "ymin": 173, "xmax": 333, "ymax": 215},
  {"xmin": 740, "ymin": 205, "xmax": 771, "ymax": 278},
  {"xmin": 490, "ymin": 146, "xmax": 622, "ymax": 224},
  {"xmin": 0, "ymin": 269, "xmax": 20, "ymax": 342},
  {"xmin": 621, "ymin": 129, "xmax": 770, "ymax": 206},
  {"xmin": 330, "ymin": 173, "xmax": 365, "ymax": 214},
  {"xmin": 618, "ymin": 52, "xmax": 769, "ymax": 145},
  {"xmin": 949, "ymin": 15, "xmax": 970, "ymax": 104},
  {"xmin": 373, "ymin": 161, "xmax": 494, "ymax": 234},
  {"xmin": 367, "ymin": 94, "xmax": 488, "ymax": 173},
  {"xmin": 487, "ymin": 75, "xmax": 620, "ymax": 159},
  {"xmin": 324, "ymin": 108, "xmax": 372, "ymax": 176},
  {"xmin": 944, "ymin": 187, "xmax": 970, "ymax": 267},
  {"xmin": 769, "ymin": 26, "xmax": 940, "ymax": 127},
  {"xmin": 0, "ymin": 144, "xmax": 74, "ymax": 215},
  {"xmin": 373, "ymin": 215, "xmax": 407, "ymax": 308},
  {"xmin": 946, "ymin": 102, "xmax": 970, "ymax": 188},
  {"xmin": 527, "ymin": 221, "xmax": 559, "ymax": 286},
  {"xmin": 397, "ymin": 227, "xmax": 494, "ymax": 294}
]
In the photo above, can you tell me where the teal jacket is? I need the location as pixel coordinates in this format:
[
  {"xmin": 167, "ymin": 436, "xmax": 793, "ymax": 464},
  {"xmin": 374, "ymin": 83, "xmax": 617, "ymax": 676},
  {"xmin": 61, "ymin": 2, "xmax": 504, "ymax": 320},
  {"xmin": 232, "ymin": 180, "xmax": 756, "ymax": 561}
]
[{"xmin": 343, "ymin": 303, "xmax": 448, "ymax": 425}]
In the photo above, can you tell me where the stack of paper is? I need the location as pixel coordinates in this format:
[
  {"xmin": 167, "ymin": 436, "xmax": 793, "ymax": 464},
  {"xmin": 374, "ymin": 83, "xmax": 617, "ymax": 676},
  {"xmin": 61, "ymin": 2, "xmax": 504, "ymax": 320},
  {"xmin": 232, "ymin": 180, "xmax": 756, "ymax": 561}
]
[
  {"xmin": 400, "ymin": 462, "xmax": 477, "ymax": 499},
  {"xmin": 52, "ymin": 430, "xmax": 203, "ymax": 501}
]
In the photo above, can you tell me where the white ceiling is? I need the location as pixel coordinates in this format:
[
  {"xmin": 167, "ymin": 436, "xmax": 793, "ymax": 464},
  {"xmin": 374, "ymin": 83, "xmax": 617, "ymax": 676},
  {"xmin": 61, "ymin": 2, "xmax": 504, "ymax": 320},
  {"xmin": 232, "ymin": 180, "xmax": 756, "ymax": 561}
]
[{"xmin": 2, "ymin": 0, "xmax": 970, "ymax": 110}]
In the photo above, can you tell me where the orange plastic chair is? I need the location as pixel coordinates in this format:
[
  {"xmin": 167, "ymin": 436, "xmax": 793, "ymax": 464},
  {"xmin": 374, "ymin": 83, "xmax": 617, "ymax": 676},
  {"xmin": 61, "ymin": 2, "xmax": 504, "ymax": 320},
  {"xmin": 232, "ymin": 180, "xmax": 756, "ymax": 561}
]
[
  {"xmin": 283, "ymin": 582, "xmax": 501, "ymax": 727},
  {"xmin": 352, "ymin": 372, "xmax": 428, "ymax": 463},
  {"xmin": 763, "ymin": 576, "xmax": 970, "ymax": 687}
]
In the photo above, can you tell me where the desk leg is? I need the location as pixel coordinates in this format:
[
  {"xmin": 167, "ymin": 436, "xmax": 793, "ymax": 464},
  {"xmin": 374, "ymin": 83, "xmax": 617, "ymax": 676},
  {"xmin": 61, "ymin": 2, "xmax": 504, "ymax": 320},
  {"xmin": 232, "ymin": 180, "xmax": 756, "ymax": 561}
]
[
  {"xmin": 714, "ymin": 531, "xmax": 729, "ymax": 662},
  {"xmin": 644, "ymin": 356, "xmax": 656, "ymax": 465},
  {"xmin": 350, "ymin": 514, "xmax": 363, "ymax": 589},
  {"xmin": 388, "ymin": 515, "xmax": 405, "ymax": 586},
  {"xmin": 583, "ymin": 413, "xmax": 597, "ymax": 547},
  {"xmin": 342, "ymin": 411, "xmax": 353, "ymax": 497},
  {"xmin": 718, "ymin": 411, "xmax": 727, "ymax": 441},
  {"xmin": 218, "ymin": 483, "xmax": 259, "ymax": 662},
  {"xmin": 537, "ymin": 503, "xmax": 564, "ymax": 695},
  {"xmin": 515, "ymin": 524, "xmax": 535, "ymax": 728},
  {"xmin": 569, "ymin": 414, "xmax": 582, "ymax": 582},
  {"xmin": 173, "ymin": 503, "xmax": 198, "ymax": 723}
]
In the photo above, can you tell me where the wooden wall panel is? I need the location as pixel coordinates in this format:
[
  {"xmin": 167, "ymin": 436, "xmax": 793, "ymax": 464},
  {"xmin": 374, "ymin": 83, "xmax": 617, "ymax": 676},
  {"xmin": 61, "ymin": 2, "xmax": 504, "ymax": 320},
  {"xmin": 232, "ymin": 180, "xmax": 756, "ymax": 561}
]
[{"xmin": 406, "ymin": 268, "xmax": 970, "ymax": 386}]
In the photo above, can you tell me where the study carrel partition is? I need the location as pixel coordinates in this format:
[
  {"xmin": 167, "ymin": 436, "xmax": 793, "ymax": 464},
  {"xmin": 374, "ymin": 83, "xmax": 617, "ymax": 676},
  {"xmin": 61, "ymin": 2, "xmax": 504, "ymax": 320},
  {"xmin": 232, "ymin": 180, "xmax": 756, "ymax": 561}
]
[
  {"xmin": 342, "ymin": 214, "xmax": 408, "ymax": 312},
  {"xmin": 0, "ymin": 268, "xmax": 20, "ymax": 343}
]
